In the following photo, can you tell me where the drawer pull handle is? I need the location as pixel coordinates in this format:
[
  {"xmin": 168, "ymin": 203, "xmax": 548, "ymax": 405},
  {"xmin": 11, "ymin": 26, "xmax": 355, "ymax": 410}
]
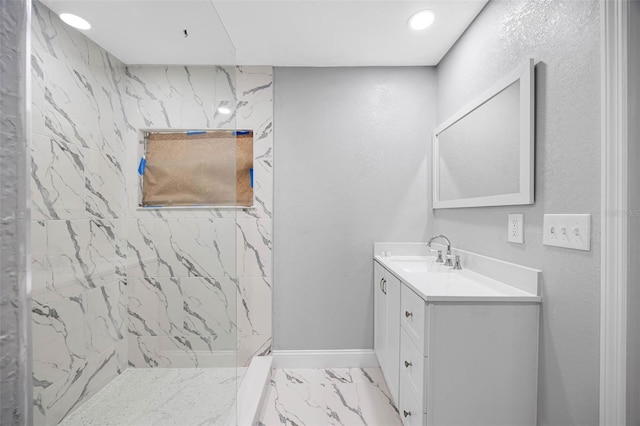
[
  {"xmin": 405, "ymin": 311, "xmax": 413, "ymax": 318},
  {"xmin": 404, "ymin": 360, "xmax": 412, "ymax": 368},
  {"xmin": 403, "ymin": 410, "xmax": 411, "ymax": 418}
]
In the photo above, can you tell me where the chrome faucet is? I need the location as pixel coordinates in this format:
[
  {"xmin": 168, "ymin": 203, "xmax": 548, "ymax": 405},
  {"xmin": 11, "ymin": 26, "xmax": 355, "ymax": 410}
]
[{"xmin": 427, "ymin": 235, "xmax": 453, "ymax": 267}]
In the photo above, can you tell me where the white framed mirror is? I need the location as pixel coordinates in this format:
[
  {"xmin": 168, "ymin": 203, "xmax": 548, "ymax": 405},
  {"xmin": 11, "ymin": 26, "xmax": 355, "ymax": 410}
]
[{"xmin": 433, "ymin": 58, "xmax": 535, "ymax": 209}]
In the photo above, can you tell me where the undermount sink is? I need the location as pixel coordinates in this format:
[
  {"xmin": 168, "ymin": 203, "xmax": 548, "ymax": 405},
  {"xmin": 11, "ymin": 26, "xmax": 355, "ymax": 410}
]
[{"xmin": 387, "ymin": 256, "xmax": 450, "ymax": 274}]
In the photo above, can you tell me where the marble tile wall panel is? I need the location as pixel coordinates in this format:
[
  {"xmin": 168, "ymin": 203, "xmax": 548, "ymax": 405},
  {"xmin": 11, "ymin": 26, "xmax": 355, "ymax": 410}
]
[
  {"xmin": 41, "ymin": 45, "xmax": 127, "ymax": 158},
  {"xmin": 32, "ymin": 280, "xmax": 127, "ymax": 425},
  {"xmin": 237, "ymin": 277, "xmax": 272, "ymax": 338},
  {"xmin": 154, "ymin": 218, "xmax": 235, "ymax": 278},
  {"xmin": 30, "ymin": 2, "xmax": 129, "ymax": 424},
  {"xmin": 125, "ymin": 218, "xmax": 157, "ymax": 278},
  {"xmin": 44, "ymin": 219, "xmax": 125, "ymax": 298},
  {"xmin": 233, "ymin": 67, "xmax": 274, "ymax": 365},
  {"xmin": 32, "ymin": 49, "xmax": 46, "ymax": 136},
  {"xmin": 125, "ymin": 66, "xmax": 217, "ymax": 105},
  {"xmin": 123, "ymin": 65, "xmax": 274, "ymax": 367},
  {"xmin": 128, "ymin": 335, "xmax": 237, "ymax": 369},
  {"xmin": 180, "ymin": 100, "xmax": 217, "ymax": 129},
  {"xmin": 213, "ymin": 66, "xmax": 236, "ymax": 111},
  {"xmin": 243, "ymin": 159, "xmax": 273, "ymax": 220},
  {"xmin": 84, "ymin": 282, "xmax": 127, "ymax": 355},
  {"xmin": 44, "ymin": 56, "xmax": 102, "ymax": 151},
  {"xmin": 32, "ymin": 295, "xmax": 87, "ymax": 386},
  {"xmin": 34, "ymin": 6, "xmax": 128, "ymax": 159},
  {"xmin": 32, "ymin": 2, "xmax": 102, "ymax": 74},
  {"xmin": 127, "ymin": 275, "xmax": 237, "ymax": 368},
  {"xmin": 32, "ymin": 220, "xmax": 48, "ymax": 296},
  {"xmin": 128, "ymin": 277, "xmax": 183, "ymax": 337},
  {"xmin": 236, "ymin": 219, "xmax": 272, "ymax": 278},
  {"xmin": 235, "ymin": 66, "xmax": 274, "ymax": 171},
  {"xmin": 182, "ymin": 277, "xmax": 237, "ymax": 346},
  {"xmin": 31, "ymin": 135, "xmax": 85, "ymax": 221},
  {"xmin": 84, "ymin": 149, "xmax": 127, "ymax": 219}
]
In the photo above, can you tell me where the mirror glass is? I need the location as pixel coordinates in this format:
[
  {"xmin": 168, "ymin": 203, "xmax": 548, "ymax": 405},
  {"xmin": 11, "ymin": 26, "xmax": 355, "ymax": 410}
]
[
  {"xmin": 433, "ymin": 59, "xmax": 534, "ymax": 209},
  {"xmin": 438, "ymin": 81, "xmax": 520, "ymax": 201}
]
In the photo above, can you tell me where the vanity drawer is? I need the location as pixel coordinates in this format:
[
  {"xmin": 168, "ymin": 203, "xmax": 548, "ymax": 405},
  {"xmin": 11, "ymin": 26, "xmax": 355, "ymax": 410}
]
[
  {"xmin": 399, "ymin": 376, "xmax": 427, "ymax": 426},
  {"xmin": 401, "ymin": 284, "xmax": 428, "ymax": 353},
  {"xmin": 400, "ymin": 327, "xmax": 426, "ymax": 411}
]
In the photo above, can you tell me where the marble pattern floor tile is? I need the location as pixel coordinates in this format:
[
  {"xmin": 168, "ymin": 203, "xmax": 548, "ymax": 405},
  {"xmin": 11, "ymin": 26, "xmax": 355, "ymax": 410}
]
[
  {"xmin": 258, "ymin": 368, "xmax": 402, "ymax": 426},
  {"xmin": 59, "ymin": 368, "xmax": 244, "ymax": 426}
]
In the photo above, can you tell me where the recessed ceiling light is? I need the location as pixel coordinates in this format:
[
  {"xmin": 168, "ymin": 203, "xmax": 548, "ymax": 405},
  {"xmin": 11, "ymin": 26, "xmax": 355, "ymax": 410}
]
[
  {"xmin": 59, "ymin": 13, "xmax": 91, "ymax": 30},
  {"xmin": 408, "ymin": 10, "xmax": 435, "ymax": 31},
  {"xmin": 217, "ymin": 106, "xmax": 231, "ymax": 115}
]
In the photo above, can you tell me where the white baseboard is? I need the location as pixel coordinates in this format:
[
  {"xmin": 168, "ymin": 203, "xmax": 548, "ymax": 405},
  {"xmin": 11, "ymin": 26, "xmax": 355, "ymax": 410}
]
[
  {"xmin": 237, "ymin": 356, "xmax": 272, "ymax": 426},
  {"xmin": 271, "ymin": 349, "xmax": 379, "ymax": 369}
]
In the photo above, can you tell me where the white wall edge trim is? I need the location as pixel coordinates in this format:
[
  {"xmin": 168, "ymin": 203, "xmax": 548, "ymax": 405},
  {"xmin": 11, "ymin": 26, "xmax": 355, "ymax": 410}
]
[
  {"xmin": 271, "ymin": 350, "xmax": 379, "ymax": 369},
  {"xmin": 236, "ymin": 356, "xmax": 273, "ymax": 426},
  {"xmin": 600, "ymin": 0, "xmax": 629, "ymax": 424}
]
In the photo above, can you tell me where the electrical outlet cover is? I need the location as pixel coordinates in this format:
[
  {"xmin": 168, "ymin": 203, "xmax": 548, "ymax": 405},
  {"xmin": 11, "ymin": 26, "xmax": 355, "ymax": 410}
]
[{"xmin": 508, "ymin": 213, "xmax": 524, "ymax": 244}]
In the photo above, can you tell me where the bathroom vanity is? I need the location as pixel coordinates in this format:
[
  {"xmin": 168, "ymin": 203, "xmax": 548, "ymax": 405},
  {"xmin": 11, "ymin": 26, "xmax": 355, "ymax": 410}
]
[{"xmin": 373, "ymin": 243, "xmax": 541, "ymax": 426}]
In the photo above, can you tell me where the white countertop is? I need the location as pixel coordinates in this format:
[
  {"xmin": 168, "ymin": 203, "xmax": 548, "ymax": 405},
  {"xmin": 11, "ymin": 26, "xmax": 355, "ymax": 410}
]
[{"xmin": 375, "ymin": 255, "xmax": 541, "ymax": 303}]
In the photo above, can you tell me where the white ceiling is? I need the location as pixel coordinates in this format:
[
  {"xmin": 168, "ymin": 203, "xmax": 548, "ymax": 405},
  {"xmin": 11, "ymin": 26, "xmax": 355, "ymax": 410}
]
[{"xmin": 42, "ymin": 0, "xmax": 488, "ymax": 66}]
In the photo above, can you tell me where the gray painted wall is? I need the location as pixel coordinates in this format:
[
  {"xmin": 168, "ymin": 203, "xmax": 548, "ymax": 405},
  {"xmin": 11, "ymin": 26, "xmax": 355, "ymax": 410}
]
[
  {"xmin": 435, "ymin": 1, "xmax": 601, "ymax": 425},
  {"xmin": 273, "ymin": 67, "xmax": 435, "ymax": 350},
  {"xmin": 0, "ymin": 0, "xmax": 32, "ymax": 424},
  {"xmin": 628, "ymin": 1, "xmax": 640, "ymax": 423}
]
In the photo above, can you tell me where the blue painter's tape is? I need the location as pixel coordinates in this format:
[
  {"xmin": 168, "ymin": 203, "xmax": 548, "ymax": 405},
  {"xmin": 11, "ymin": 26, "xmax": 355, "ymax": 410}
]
[
  {"xmin": 137, "ymin": 157, "xmax": 146, "ymax": 175},
  {"xmin": 186, "ymin": 130, "xmax": 206, "ymax": 136},
  {"xmin": 250, "ymin": 168, "xmax": 254, "ymax": 188},
  {"xmin": 233, "ymin": 130, "xmax": 250, "ymax": 136}
]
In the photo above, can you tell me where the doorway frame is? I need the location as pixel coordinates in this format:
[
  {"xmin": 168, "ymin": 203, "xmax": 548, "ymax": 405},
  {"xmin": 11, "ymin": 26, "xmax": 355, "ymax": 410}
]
[{"xmin": 600, "ymin": 0, "xmax": 630, "ymax": 424}]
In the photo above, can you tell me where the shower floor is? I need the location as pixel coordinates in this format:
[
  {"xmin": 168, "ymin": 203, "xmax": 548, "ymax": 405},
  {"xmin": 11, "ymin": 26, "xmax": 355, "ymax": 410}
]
[{"xmin": 59, "ymin": 367, "xmax": 246, "ymax": 426}]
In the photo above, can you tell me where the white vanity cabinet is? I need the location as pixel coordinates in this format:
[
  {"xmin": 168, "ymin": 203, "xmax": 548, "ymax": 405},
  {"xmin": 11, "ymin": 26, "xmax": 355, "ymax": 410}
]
[
  {"xmin": 373, "ymin": 258, "xmax": 540, "ymax": 426},
  {"xmin": 374, "ymin": 262, "xmax": 400, "ymax": 405}
]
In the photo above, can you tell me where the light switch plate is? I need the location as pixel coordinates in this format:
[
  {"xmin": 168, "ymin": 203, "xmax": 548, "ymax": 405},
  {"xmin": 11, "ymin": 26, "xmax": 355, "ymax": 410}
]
[
  {"xmin": 508, "ymin": 214, "xmax": 524, "ymax": 244},
  {"xmin": 543, "ymin": 214, "xmax": 591, "ymax": 251}
]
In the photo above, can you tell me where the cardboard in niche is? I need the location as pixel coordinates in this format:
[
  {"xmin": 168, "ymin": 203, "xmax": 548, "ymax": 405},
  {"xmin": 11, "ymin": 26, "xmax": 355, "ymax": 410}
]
[{"xmin": 142, "ymin": 130, "xmax": 253, "ymax": 207}]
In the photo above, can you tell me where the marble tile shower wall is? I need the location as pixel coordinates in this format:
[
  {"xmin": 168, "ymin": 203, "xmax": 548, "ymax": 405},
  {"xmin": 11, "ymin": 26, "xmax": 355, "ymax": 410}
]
[
  {"xmin": 30, "ymin": 3, "xmax": 128, "ymax": 425},
  {"xmin": 123, "ymin": 65, "xmax": 273, "ymax": 369},
  {"xmin": 30, "ymin": 2, "xmax": 273, "ymax": 424}
]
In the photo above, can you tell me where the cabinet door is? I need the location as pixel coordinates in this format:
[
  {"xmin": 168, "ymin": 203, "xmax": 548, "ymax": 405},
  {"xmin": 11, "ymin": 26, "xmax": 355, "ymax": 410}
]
[
  {"xmin": 373, "ymin": 262, "xmax": 387, "ymax": 371},
  {"xmin": 385, "ymin": 274, "xmax": 401, "ymax": 405}
]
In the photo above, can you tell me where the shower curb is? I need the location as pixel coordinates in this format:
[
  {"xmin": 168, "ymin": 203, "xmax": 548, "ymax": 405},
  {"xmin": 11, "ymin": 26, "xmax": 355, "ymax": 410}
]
[{"xmin": 237, "ymin": 355, "xmax": 272, "ymax": 426}]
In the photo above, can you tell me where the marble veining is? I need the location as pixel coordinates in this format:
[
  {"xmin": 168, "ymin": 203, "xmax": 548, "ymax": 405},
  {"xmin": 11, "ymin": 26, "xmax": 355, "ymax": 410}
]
[
  {"xmin": 237, "ymin": 276, "xmax": 271, "ymax": 337},
  {"xmin": 258, "ymin": 368, "xmax": 402, "ymax": 426},
  {"xmin": 85, "ymin": 149, "xmax": 126, "ymax": 219},
  {"xmin": 236, "ymin": 219, "xmax": 272, "ymax": 278},
  {"xmin": 127, "ymin": 274, "xmax": 238, "ymax": 368},
  {"xmin": 31, "ymin": 135, "xmax": 85, "ymax": 221}
]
